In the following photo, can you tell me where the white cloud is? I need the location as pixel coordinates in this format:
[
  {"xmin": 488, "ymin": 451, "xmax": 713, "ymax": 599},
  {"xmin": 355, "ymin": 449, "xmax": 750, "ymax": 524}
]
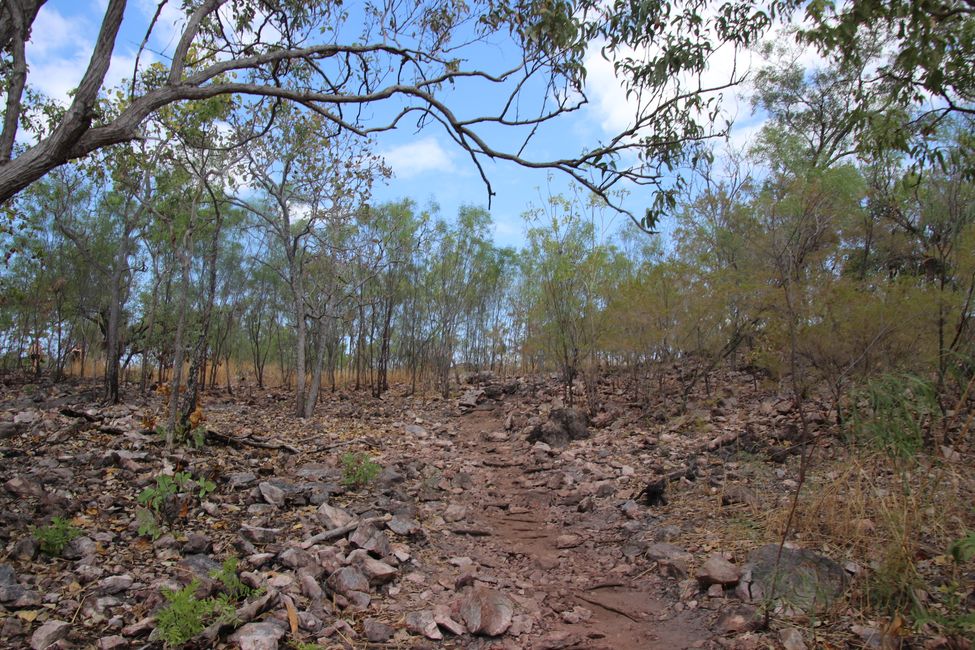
[{"xmin": 381, "ymin": 137, "xmax": 455, "ymax": 179}]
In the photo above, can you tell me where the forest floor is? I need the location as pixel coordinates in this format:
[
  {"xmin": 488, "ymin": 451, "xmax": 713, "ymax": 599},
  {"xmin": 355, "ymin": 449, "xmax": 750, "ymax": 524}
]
[{"xmin": 0, "ymin": 367, "xmax": 972, "ymax": 649}]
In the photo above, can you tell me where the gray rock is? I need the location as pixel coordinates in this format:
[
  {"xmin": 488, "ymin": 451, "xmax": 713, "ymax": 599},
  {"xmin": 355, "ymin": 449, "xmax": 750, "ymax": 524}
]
[
  {"xmin": 240, "ymin": 525, "xmax": 281, "ymax": 544},
  {"xmin": 326, "ymin": 566, "xmax": 369, "ymax": 596},
  {"xmin": 346, "ymin": 549, "xmax": 397, "ymax": 585},
  {"xmin": 277, "ymin": 547, "xmax": 315, "ymax": 569},
  {"xmin": 30, "ymin": 620, "xmax": 70, "ymax": 650},
  {"xmin": 738, "ymin": 544, "xmax": 848, "ymax": 614},
  {"xmin": 182, "ymin": 532, "xmax": 212, "ymax": 554},
  {"xmin": 226, "ymin": 472, "xmax": 258, "ymax": 489},
  {"xmin": 299, "ymin": 573, "xmax": 323, "ymax": 600},
  {"xmin": 349, "ymin": 523, "xmax": 391, "ymax": 558},
  {"xmin": 96, "ymin": 635, "xmax": 128, "ymax": 649},
  {"xmin": 458, "ymin": 389, "xmax": 485, "ymax": 408},
  {"xmin": 444, "ymin": 503, "xmax": 467, "ymax": 522},
  {"xmin": 316, "ymin": 503, "xmax": 353, "ymax": 529},
  {"xmin": 526, "ymin": 408, "xmax": 589, "ymax": 447},
  {"xmin": 387, "ymin": 515, "xmax": 420, "ymax": 536},
  {"xmin": 644, "ymin": 542, "xmax": 692, "ymax": 563},
  {"xmin": 721, "ymin": 485, "xmax": 761, "ymax": 508},
  {"xmin": 696, "ymin": 554, "xmax": 741, "ymax": 586},
  {"xmin": 362, "ymin": 618, "xmax": 395, "ymax": 643},
  {"xmin": 0, "ymin": 421, "xmax": 24, "ymax": 438},
  {"xmin": 228, "ymin": 621, "xmax": 285, "ymax": 650},
  {"xmin": 433, "ymin": 604, "xmax": 467, "ymax": 635},
  {"xmin": 405, "ymin": 424, "xmax": 427, "ymax": 437},
  {"xmin": 459, "ymin": 586, "xmax": 513, "ymax": 636},
  {"xmin": 779, "ymin": 627, "xmax": 808, "ymax": 650},
  {"xmin": 97, "ymin": 575, "xmax": 133, "ymax": 595},
  {"xmin": 258, "ymin": 482, "xmax": 286, "ymax": 507},
  {"xmin": 405, "ymin": 610, "xmax": 443, "ymax": 640}
]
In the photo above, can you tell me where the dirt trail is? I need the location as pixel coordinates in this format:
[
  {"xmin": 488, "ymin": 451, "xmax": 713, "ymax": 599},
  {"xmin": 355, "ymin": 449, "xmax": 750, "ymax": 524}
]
[{"xmin": 438, "ymin": 406, "xmax": 711, "ymax": 649}]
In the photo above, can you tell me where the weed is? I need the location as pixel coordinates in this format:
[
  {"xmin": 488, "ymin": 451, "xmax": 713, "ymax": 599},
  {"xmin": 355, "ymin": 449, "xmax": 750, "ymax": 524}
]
[
  {"xmin": 341, "ymin": 452, "xmax": 381, "ymax": 488},
  {"xmin": 138, "ymin": 474, "xmax": 180, "ymax": 511},
  {"xmin": 32, "ymin": 516, "xmax": 81, "ymax": 556},
  {"xmin": 948, "ymin": 530, "xmax": 975, "ymax": 564},
  {"xmin": 135, "ymin": 507, "xmax": 162, "ymax": 540},
  {"xmin": 849, "ymin": 373, "xmax": 939, "ymax": 460},
  {"xmin": 209, "ymin": 556, "xmax": 259, "ymax": 602},
  {"xmin": 155, "ymin": 580, "xmax": 215, "ymax": 647}
]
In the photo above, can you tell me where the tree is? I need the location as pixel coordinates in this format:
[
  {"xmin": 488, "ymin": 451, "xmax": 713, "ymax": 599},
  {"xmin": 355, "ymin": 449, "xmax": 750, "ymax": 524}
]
[{"xmin": 0, "ymin": 0, "xmax": 774, "ymax": 225}]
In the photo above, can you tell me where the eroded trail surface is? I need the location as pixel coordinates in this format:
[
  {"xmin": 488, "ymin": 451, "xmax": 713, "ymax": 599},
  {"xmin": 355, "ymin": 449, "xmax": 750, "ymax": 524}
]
[
  {"xmin": 1, "ymin": 372, "xmax": 807, "ymax": 650},
  {"xmin": 439, "ymin": 408, "xmax": 710, "ymax": 649}
]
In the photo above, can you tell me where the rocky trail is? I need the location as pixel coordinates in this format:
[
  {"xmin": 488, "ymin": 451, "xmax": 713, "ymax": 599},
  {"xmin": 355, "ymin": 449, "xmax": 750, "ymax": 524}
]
[{"xmin": 0, "ymin": 369, "xmax": 946, "ymax": 649}]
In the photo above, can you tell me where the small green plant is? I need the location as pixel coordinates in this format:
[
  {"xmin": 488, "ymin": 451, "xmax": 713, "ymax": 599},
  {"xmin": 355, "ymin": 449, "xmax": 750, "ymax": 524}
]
[
  {"xmin": 948, "ymin": 531, "xmax": 975, "ymax": 564},
  {"xmin": 32, "ymin": 516, "xmax": 81, "ymax": 556},
  {"xmin": 135, "ymin": 507, "xmax": 162, "ymax": 540},
  {"xmin": 849, "ymin": 373, "xmax": 939, "ymax": 460},
  {"xmin": 138, "ymin": 474, "xmax": 180, "ymax": 511},
  {"xmin": 155, "ymin": 577, "xmax": 243, "ymax": 648},
  {"xmin": 209, "ymin": 556, "xmax": 258, "ymax": 602},
  {"xmin": 196, "ymin": 477, "xmax": 216, "ymax": 500},
  {"xmin": 341, "ymin": 452, "xmax": 381, "ymax": 488}
]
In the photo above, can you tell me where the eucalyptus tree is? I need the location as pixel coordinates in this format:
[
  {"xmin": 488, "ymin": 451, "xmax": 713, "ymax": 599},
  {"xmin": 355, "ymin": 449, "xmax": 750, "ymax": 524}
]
[
  {"xmin": 234, "ymin": 105, "xmax": 386, "ymax": 416},
  {"xmin": 1, "ymin": 0, "xmax": 777, "ymax": 232}
]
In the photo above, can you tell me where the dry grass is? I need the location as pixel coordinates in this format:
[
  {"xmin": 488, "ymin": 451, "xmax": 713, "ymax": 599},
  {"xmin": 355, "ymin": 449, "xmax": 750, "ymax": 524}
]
[{"xmin": 767, "ymin": 450, "xmax": 975, "ymax": 637}]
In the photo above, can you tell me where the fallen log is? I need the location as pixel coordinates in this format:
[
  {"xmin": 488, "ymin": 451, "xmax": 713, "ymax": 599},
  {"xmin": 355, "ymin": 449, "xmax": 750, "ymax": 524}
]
[
  {"xmin": 299, "ymin": 515, "xmax": 391, "ymax": 549},
  {"xmin": 206, "ymin": 429, "xmax": 300, "ymax": 454}
]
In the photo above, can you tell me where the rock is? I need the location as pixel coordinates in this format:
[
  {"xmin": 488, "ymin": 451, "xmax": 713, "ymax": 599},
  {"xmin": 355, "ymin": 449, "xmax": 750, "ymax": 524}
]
[
  {"xmin": 226, "ymin": 472, "xmax": 258, "ymax": 489},
  {"xmin": 278, "ymin": 547, "xmax": 315, "ymax": 569},
  {"xmin": 444, "ymin": 503, "xmax": 467, "ymax": 522},
  {"xmin": 459, "ymin": 586, "xmax": 514, "ymax": 636},
  {"xmin": 0, "ymin": 421, "xmax": 23, "ymax": 438},
  {"xmin": 30, "ymin": 620, "xmax": 70, "ymax": 650},
  {"xmin": 326, "ymin": 566, "xmax": 369, "ymax": 596},
  {"xmin": 458, "ymin": 389, "xmax": 485, "ymax": 408},
  {"xmin": 696, "ymin": 554, "xmax": 741, "ymax": 586},
  {"xmin": 4, "ymin": 476, "xmax": 45, "ymax": 498},
  {"xmin": 346, "ymin": 550, "xmax": 398, "ymax": 584},
  {"xmin": 363, "ymin": 618, "xmax": 395, "ymax": 643},
  {"xmin": 645, "ymin": 542, "xmax": 693, "ymax": 563},
  {"xmin": 316, "ymin": 503, "xmax": 353, "ymax": 529},
  {"xmin": 349, "ymin": 523, "xmax": 392, "ymax": 558},
  {"xmin": 721, "ymin": 485, "xmax": 761, "ymax": 508},
  {"xmin": 716, "ymin": 606, "xmax": 760, "ymax": 634},
  {"xmin": 97, "ymin": 575, "xmax": 133, "ymax": 595},
  {"xmin": 526, "ymin": 408, "xmax": 589, "ymax": 447},
  {"xmin": 14, "ymin": 410, "xmax": 39, "ymax": 425},
  {"xmin": 229, "ymin": 621, "xmax": 286, "ymax": 650},
  {"xmin": 258, "ymin": 482, "xmax": 286, "ymax": 507},
  {"xmin": 387, "ymin": 515, "xmax": 420, "ymax": 536},
  {"xmin": 850, "ymin": 624, "xmax": 884, "ymax": 649},
  {"xmin": 12, "ymin": 536, "xmax": 39, "ymax": 561},
  {"xmin": 555, "ymin": 534, "xmax": 582, "ymax": 549},
  {"xmin": 182, "ymin": 532, "xmax": 212, "ymax": 554},
  {"xmin": 707, "ymin": 583, "xmax": 725, "ymax": 598},
  {"xmin": 779, "ymin": 627, "xmax": 808, "ymax": 650},
  {"xmin": 405, "ymin": 424, "xmax": 427, "ymax": 437},
  {"xmin": 406, "ymin": 610, "xmax": 443, "ymax": 640},
  {"xmin": 738, "ymin": 545, "xmax": 848, "ymax": 614},
  {"xmin": 240, "ymin": 525, "xmax": 281, "ymax": 544},
  {"xmin": 434, "ymin": 604, "xmax": 467, "ymax": 635},
  {"xmin": 96, "ymin": 635, "xmax": 127, "ymax": 649},
  {"xmin": 485, "ymin": 431, "xmax": 509, "ymax": 442}
]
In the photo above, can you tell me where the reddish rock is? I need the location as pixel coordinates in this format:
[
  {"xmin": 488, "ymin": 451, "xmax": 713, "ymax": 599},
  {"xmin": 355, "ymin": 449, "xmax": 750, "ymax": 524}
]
[{"xmin": 459, "ymin": 586, "xmax": 513, "ymax": 636}]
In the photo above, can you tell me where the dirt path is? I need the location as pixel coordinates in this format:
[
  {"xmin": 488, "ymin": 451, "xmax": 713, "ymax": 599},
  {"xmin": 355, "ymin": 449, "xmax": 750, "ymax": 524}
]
[{"xmin": 434, "ymin": 406, "xmax": 712, "ymax": 649}]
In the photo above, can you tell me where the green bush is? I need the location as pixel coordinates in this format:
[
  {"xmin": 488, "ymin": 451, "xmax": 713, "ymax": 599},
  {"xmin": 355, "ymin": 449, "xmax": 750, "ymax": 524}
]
[
  {"xmin": 340, "ymin": 452, "xmax": 381, "ymax": 488},
  {"xmin": 155, "ymin": 579, "xmax": 238, "ymax": 648},
  {"xmin": 849, "ymin": 373, "xmax": 939, "ymax": 460},
  {"xmin": 32, "ymin": 516, "xmax": 81, "ymax": 556}
]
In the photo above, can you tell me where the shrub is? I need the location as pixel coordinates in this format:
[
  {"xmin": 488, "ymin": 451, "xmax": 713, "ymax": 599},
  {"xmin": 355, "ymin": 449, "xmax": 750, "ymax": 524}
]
[
  {"xmin": 33, "ymin": 517, "xmax": 81, "ymax": 556},
  {"xmin": 340, "ymin": 452, "xmax": 381, "ymax": 488},
  {"xmin": 849, "ymin": 373, "xmax": 939, "ymax": 460}
]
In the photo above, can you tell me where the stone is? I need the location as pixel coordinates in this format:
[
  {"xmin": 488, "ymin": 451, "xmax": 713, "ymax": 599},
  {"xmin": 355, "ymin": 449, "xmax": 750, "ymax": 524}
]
[
  {"xmin": 716, "ymin": 606, "xmax": 759, "ymax": 634},
  {"xmin": 644, "ymin": 542, "xmax": 693, "ymax": 563},
  {"xmin": 779, "ymin": 627, "xmax": 808, "ymax": 650},
  {"xmin": 444, "ymin": 503, "xmax": 467, "ymax": 522},
  {"xmin": 30, "ymin": 620, "xmax": 70, "ymax": 650},
  {"xmin": 387, "ymin": 515, "xmax": 420, "ymax": 536},
  {"xmin": 316, "ymin": 503, "xmax": 353, "ymax": 529},
  {"xmin": 434, "ymin": 604, "xmax": 467, "ymax": 635},
  {"xmin": 459, "ymin": 586, "xmax": 514, "ymax": 636},
  {"xmin": 278, "ymin": 547, "xmax": 315, "ymax": 570},
  {"xmin": 5, "ymin": 477, "xmax": 45, "ymax": 498},
  {"xmin": 555, "ymin": 534, "xmax": 583, "ymax": 549},
  {"xmin": 258, "ymin": 482, "xmax": 286, "ymax": 507},
  {"xmin": 346, "ymin": 550, "xmax": 397, "ymax": 585},
  {"xmin": 299, "ymin": 573, "xmax": 323, "ymax": 600},
  {"xmin": 363, "ymin": 618, "xmax": 395, "ymax": 643},
  {"xmin": 458, "ymin": 389, "xmax": 485, "ymax": 408},
  {"xmin": 526, "ymin": 408, "xmax": 589, "ymax": 447},
  {"xmin": 240, "ymin": 525, "xmax": 281, "ymax": 544},
  {"xmin": 95, "ymin": 635, "xmax": 127, "ymax": 649},
  {"xmin": 349, "ymin": 523, "xmax": 392, "ymax": 558},
  {"xmin": 97, "ymin": 575, "xmax": 133, "ymax": 595},
  {"xmin": 620, "ymin": 500, "xmax": 640, "ymax": 519},
  {"xmin": 405, "ymin": 610, "xmax": 443, "ymax": 640},
  {"xmin": 0, "ymin": 421, "xmax": 23, "ymax": 438},
  {"xmin": 721, "ymin": 485, "xmax": 761, "ymax": 508},
  {"xmin": 229, "ymin": 621, "xmax": 286, "ymax": 650},
  {"xmin": 226, "ymin": 472, "xmax": 258, "ymax": 489},
  {"xmin": 405, "ymin": 424, "xmax": 427, "ymax": 437},
  {"xmin": 182, "ymin": 532, "xmax": 212, "ymax": 554},
  {"xmin": 326, "ymin": 566, "xmax": 369, "ymax": 596},
  {"xmin": 738, "ymin": 545, "xmax": 848, "ymax": 614},
  {"xmin": 696, "ymin": 554, "xmax": 741, "ymax": 586}
]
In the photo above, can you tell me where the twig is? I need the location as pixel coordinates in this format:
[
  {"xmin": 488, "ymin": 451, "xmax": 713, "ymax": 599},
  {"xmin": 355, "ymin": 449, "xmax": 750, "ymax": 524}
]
[
  {"xmin": 448, "ymin": 527, "xmax": 492, "ymax": 536},
  {"xmin": 206, "ymin": 429, "xmax": 300, "ymax": 454},
  {"xmin": 299, "ymin": 515, "xmax": 390, "ymax": 549}
]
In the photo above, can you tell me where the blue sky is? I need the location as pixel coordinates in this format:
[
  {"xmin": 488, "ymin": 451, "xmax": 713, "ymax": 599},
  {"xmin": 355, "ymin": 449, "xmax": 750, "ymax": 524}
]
[{"xmin": 23, "ymin": 1, "xmax": 788, "ymax": 249}]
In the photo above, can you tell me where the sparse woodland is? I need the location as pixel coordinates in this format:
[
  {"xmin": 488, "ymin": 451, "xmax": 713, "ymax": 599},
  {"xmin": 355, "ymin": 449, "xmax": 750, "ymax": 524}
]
[{"xmin": 0, "ymin": 1, "xmax": 973, "ymax": 649}]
